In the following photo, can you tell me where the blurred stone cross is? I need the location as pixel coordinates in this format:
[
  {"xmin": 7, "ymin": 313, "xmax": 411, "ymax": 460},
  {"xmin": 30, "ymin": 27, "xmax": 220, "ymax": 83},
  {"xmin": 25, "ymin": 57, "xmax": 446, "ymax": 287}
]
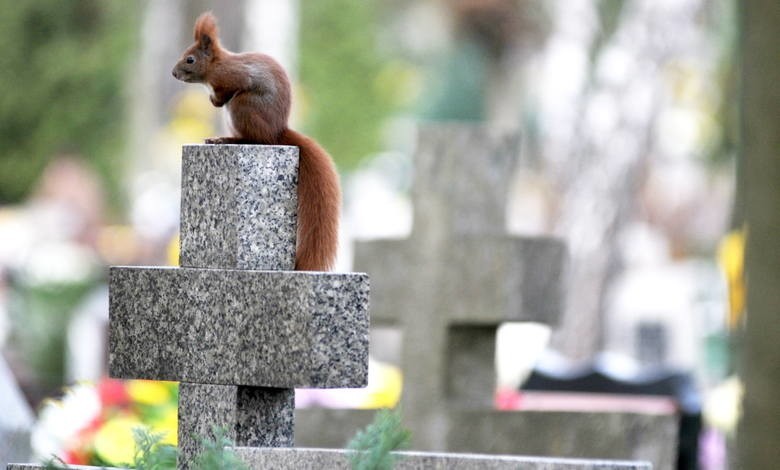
[{"xmin": 353, "ymin": 124, "xmax": 567, "ymax": 449}]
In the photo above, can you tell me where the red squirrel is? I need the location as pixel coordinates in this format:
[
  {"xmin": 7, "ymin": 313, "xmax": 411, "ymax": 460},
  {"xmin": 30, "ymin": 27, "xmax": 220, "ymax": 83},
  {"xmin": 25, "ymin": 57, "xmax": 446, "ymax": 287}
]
[{"xmin": 172, "ymin": 12, "xmax": 340, "ymax": 271}]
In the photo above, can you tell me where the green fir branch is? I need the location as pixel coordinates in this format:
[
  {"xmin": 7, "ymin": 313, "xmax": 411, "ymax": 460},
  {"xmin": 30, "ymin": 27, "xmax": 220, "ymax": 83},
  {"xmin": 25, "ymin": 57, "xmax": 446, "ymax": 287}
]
[
  {"xmin": 127, "ymin": 427, "xmax": 177, "ymax": 470},
  {"xmin": 189, "ymin": 426, "xmax": 249, "ymax": 470},
  {"xmin": 347, "ymin": 408, "xmax": 411, "ymax": 470}
]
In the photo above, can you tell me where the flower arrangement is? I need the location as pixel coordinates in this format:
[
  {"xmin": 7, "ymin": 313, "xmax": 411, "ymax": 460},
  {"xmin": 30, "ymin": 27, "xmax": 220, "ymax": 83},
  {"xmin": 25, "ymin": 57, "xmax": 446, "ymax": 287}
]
[{"xmin": 31, "ymin": 378, "xmax": 178, "ymax": 467}]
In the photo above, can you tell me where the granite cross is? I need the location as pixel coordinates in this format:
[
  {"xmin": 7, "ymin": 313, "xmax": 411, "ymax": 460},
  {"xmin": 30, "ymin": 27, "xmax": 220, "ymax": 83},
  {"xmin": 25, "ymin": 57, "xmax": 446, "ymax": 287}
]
[{"xmin": 108, "ymin": 145, "xmax": 369, "ymax": 467}]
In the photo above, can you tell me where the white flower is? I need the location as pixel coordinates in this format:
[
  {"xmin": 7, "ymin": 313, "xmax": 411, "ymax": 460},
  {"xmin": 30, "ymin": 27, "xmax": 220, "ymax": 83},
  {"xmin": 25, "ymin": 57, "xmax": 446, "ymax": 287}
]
[
  {"xmin": 22, "ymin": 242, "xmax": 99, "ymax": 286},
  {"xmin": 31, "ymin": 383, "xmax": 101, "ymax": 461}
]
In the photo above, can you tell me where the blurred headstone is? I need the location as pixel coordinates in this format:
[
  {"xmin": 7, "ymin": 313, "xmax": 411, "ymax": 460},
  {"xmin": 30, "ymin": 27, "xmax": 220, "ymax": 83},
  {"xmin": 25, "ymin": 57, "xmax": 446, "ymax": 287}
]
[
  {"xmin": 66, "ymin": 286, "xmax": 109, "ymax": 383},
  {"xmin": 296, "ymin": 124, "xmax": 676, "ymax": 468},
  {"xmin": 522, "ymin": 352, "xmax": 700, "ymax": 470},
  {"xmin": 0, "ymin": 356, "xmax": 33, "ymax": 468},
  {"xmin": 636, "ymin": 321, "xmax": 668, "ymax": 367},
  {"xmin": 352, "ymin": 124, "xmax": 566, "ymax": 449}
]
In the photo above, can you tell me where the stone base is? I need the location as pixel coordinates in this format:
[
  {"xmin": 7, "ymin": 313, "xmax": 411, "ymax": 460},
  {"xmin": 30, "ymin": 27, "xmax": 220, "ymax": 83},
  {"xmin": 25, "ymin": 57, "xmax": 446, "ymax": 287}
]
[
  {"xmin": 1, "ymin": 358, "xmax": 33, "ymax": 470},
  {"xmin": 295, "ymin": 408, "xmax": 676, "ymax": 469},
  {"xmin": 1, "ymin": 431, "xmax": 31, "ymax": 470},
  {"xmin": 234, "ymin": 448, "xmax": 652, "ymax": 469},
  {"xmin": 294, "ymin": 408, "xmax": 376, "ymax": 447},
  {"xmin": 7, "ymin": 447, "xmax": 651, "ymax": 470}
]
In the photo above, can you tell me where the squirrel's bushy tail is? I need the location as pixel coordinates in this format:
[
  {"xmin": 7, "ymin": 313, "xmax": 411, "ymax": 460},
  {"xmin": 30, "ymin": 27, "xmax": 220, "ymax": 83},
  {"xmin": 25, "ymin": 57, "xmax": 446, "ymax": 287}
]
[{"xmin": 281, "ymin": 128, "xmax": 341, "ymax": 271}]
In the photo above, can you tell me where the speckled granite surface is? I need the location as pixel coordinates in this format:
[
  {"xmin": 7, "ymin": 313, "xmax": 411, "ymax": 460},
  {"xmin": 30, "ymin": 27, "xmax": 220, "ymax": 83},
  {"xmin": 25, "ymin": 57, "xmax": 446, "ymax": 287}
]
[
  {"xmin": 178, "ymin": 382, "xmax": 238, "ymax": 466},
  {"xmin": 175, "ymin": 144, "xmax": 304, "ymax": 464},
  {"xmin": 177, "ymin": 383, "xmax": 295, "ymax": 466},
  {"xmin": 179, "ymin": 144, "xmax": 299, "ymax": 271},
  {"xmin": 109, "ymin": 266, "xmax": 369, "ymax": 388},
  {"xmin": 233, "ymin": 448, "xmax": 653, "ymax": 469},
  {"xmin": 235, "ymin": 387, "xmax": 295, "ymax": 447}
]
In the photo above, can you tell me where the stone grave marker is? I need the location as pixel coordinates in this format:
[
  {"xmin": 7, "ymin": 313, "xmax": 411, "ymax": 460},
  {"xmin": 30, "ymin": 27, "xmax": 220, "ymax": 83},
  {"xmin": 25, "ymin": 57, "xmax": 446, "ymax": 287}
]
[
  {"xmin": 298, "ymin": 124, "xmax": 565, "ymax": 446},
  {"xmin": 636, "ymin": 321, "xmax": 668, "ymax": 367},
  {"xmin": 0, "ymin": 357, "xmax": 33, "ymax": 469},
  {"xmin": 355, "ymin": 124, "xmax": 566, "ymax": 448},
  {"xmin": 296, "ymin": 124, "xmax": 677, "ymax": 469},
  {"xmin": 108, "ymin": 145, "xmax": 370, "ymax": 467}
]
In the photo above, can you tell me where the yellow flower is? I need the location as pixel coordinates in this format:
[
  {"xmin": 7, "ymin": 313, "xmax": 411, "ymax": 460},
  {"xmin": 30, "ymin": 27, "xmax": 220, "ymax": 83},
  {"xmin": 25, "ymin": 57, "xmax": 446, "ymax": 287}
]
[
  {"xmin": 167, "ymin": 234, "xmax": 180, "ymax": 267},
  {"xmin": 717, "ymin": 229, "xmax": 746, "ymax": 329},
  {"xmin": 361, "ymin": 360, "xmax": 403, "ymax": 409},
  {"xmin": 149, "ymin": 405, "xmax": 178, "ymax": 446},
  {"xmin": 127, "ymin": 380, "xmax": 172, "ymax": 406},
  {"xmin": 93, "ymin": 416, "xmax": 143, "ymax": 465}
]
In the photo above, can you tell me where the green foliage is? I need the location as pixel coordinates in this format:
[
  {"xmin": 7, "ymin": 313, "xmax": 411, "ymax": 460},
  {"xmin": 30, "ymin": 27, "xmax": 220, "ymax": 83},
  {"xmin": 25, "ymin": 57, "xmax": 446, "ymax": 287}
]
[
  {"xmin": 347, "ymin": 408, "xmax": 411, "ymax": 470},
  {"xmin": 42, "ymin": 456, "xmax": 71, "ymax": 470},
  {"xmin": 0, "ymin": 0, "xmax": 139, "ymax": 206},
  {"xmin": 299, "ymin": 0, "xmax": 399, "ymax": 171},
  {"xmin": 706, "ymin": 0, "xmax": 739, "ymax": 168},
  {"xmin": 41, "ymin": 426, "xmax": 250, "ymax": 470},
  {"xmin": 128, "ymin": 428, "xmax": 178, "ymax": 470},
  {"xmin": 8, "ymin": 276, "xmax": 98, "ymax": 392},
  {"xmin": 190, "ymin": 427, "xmax": 249, "ymax": 470}
]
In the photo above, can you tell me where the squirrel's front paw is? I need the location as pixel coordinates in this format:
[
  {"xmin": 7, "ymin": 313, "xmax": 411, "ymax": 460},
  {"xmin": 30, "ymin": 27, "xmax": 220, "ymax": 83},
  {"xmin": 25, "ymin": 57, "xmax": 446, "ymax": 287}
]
[{"xmin": 205, "ymin": 137, "xmax": 225, "ymax": 144}]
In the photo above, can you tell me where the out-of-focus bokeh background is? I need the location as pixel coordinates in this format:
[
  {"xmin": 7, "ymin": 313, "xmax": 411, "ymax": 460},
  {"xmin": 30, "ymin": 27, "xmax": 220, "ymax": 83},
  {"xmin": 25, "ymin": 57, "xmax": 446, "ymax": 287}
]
[{"xmin": 0, "ymin": 0, "xmax": 776, "ymax": 469}]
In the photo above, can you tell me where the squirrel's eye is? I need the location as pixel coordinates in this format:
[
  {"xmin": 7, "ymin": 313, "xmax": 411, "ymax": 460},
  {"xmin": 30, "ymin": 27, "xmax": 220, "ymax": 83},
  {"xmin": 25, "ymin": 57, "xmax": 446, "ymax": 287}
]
[{"xmin": 186, "ymin": 56, "xmax": 195, "ymax": 64}]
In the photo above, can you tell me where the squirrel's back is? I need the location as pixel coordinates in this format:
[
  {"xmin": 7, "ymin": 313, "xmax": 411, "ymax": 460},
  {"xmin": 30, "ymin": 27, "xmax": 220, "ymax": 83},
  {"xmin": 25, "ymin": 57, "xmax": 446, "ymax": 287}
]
[{"xmin": 222, "ymin": 54, "xmax": 291, "ymax": 143}]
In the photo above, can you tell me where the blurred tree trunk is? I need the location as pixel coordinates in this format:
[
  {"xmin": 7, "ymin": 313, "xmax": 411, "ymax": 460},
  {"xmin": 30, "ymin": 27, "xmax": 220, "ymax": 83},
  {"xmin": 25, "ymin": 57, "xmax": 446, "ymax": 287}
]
[
  {"xmin": 738, "ymin": 1, "xmax": 780, "ymax": 469},
  {"xmin": 129, "ymin": 0, "xmax": 248, "ymax": 175},
  {"xmin": 129, "ymin": 0, "xmax": 183, "ymax": 176},
  {"xmin": 548, "ymin": 0, "xmax": 657, "ymax": 360}
]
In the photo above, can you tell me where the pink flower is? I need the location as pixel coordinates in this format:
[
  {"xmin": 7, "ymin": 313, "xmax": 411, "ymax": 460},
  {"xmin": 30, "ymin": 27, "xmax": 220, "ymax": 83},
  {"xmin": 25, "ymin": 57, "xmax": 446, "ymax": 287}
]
[{"xmin": 495, "ymin": 388, "xmax": 523, "ymax": 410}]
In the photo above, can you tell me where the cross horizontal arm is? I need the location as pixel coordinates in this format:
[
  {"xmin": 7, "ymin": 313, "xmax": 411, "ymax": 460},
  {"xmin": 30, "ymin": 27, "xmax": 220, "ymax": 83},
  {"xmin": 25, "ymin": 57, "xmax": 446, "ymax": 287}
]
[{"xmin": 109, "ymin": 266, "xmax": 369, "ymax": 388}]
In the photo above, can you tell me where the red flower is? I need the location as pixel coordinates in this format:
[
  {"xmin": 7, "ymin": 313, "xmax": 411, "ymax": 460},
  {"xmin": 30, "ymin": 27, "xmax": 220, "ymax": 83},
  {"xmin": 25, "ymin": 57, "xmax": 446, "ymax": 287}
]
[
  {"xmin": 97, "ymin": 378, "xmax": 130, "ymax": 408},
  {"xmin": 79, "ymin": 415, "xmax": 104, "ymax": 436},
  {"xmin": 63, "ymin": 448, "xmax": 90, "ymax": 465}
]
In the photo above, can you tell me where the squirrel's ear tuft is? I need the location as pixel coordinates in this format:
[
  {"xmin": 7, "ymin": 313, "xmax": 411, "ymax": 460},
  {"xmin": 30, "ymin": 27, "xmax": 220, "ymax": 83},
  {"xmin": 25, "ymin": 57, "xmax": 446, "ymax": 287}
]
[{"xmin": 194, "ymin": 11, "xmax": 219, "ymax": 49}]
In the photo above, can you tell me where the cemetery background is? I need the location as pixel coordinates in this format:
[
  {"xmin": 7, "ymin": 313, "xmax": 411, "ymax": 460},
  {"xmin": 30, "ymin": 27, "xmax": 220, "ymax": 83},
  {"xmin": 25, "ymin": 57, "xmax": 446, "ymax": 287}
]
[{"xmin": 0, "ymin": 0, "xmax": 776, "ymax": 469}]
